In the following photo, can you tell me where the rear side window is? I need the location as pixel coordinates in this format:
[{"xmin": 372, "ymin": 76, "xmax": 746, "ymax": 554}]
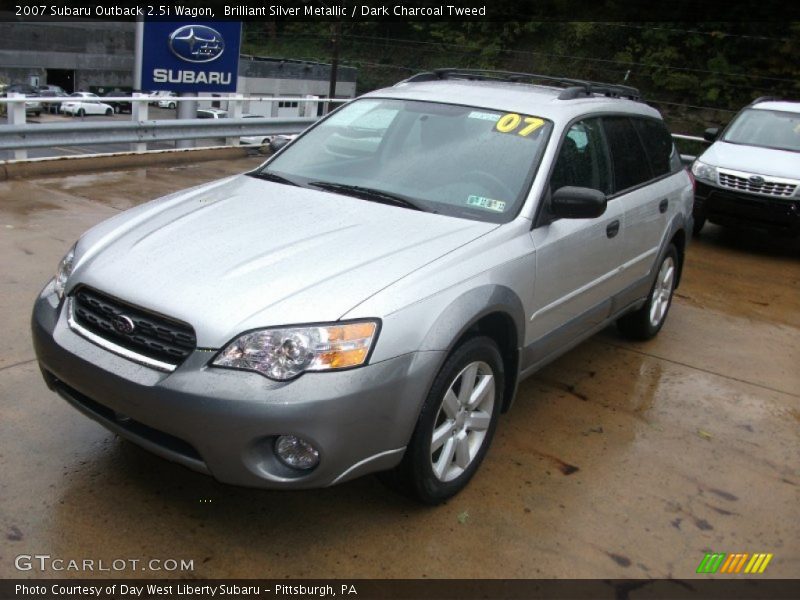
[
  {"xmin": 602, "ymin": 117, "xmax": 653, "ymax": 193},
  {"xmin": 633, "ymin": 118, "xmax": 678, "ymax": 176}
]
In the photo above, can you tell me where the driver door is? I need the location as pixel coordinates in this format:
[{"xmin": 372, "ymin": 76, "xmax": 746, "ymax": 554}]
[{"xmin": 526, "ymin": 118, "xmax": 625, "ymax": 363}]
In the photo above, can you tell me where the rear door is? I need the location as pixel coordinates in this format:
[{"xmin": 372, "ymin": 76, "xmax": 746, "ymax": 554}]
[{"xmin": 601, "ymin": 116, "xmax": 664, "ymax": 287}]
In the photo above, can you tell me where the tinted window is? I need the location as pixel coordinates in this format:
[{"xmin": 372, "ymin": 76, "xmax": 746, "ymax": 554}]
[
  {"xmin": 633, "ymin": 118, "xmax": 676, "ymax": 176},
  {"xmin": 602, "ymin": 117, "xmax": 653, "ymax": 192},
  {"xmin": 550, "ymin": 118, "xmax": 611, "ymax": 194}
]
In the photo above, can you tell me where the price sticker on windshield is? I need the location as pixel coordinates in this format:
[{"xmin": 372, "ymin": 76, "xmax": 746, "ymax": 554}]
[{"xmin": 495, "ymin": 113, "xmax": 546, "ymax": 137}]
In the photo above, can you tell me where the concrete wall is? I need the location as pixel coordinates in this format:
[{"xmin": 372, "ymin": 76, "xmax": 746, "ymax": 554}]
[{"xmin": 0, "ymin": 22, "xmax": 135, "ymax": 90}]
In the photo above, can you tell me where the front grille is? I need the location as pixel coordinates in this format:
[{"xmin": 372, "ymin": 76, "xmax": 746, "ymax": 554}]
[
  {"xmin": 718, "ymin": 171, "xmax": 797, "ymax": 197},
  {"xmin": 71, "ymin": 286, "xmax": 196, "ymax": 367}
]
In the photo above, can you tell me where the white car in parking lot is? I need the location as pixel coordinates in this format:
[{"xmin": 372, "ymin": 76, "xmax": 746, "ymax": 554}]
[{"xmin": 60, "ymin": 92, "xmax": 115, "ymax": 117}]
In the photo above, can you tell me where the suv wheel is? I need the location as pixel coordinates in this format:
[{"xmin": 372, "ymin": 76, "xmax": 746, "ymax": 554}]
[
  {"xmin": 382, "ymin": 336, "xmax": 504, "ymax": 504},
  {"xmin": 617, "ymin": 244, "xmax": 678, "ymax": 340}
]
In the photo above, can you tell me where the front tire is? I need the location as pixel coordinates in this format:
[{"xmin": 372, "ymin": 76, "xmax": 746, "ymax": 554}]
[
  {"xmin": 382, "ymin": 336, "xmax": 504, "ymax": 504},
  {"xmin": 77, "ymin": 109, "xmax": 85, "ymax": 117},
  {"xmin": 617, "ymin": 244, "xmax": 679, "ymax": 341}
]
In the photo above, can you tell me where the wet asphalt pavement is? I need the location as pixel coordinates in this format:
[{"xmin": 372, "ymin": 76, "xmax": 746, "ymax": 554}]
[{"xmin": 0, "ymin": 158, "xmax": 798, "ymax": 579}]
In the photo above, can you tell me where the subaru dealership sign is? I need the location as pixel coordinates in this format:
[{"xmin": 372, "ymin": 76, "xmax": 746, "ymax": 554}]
[{"xmin": 140, "ymin": 21, "xmax": 241, "ymax": 92}]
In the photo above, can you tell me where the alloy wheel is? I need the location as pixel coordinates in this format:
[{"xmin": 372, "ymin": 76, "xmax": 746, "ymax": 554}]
[
  {"xmin": 649, "ymin": 256, "xmax": 675, "ymax": 327},
  {"xmin": 430, "ymin": 360, "xmax": 495, "ymax": 482}
]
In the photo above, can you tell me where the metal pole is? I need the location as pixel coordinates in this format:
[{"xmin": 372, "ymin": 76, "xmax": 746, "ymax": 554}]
[
  {"xmin": 134, "ymin": 19, "xmax": 144, "ymax": 92},
  {"xmin": 176, "ymin": 94, "xmax": 197, "ymax": 148},
  {"xmin": 327, "ymin": 21, "xmax": 340, "ymax": 113}
]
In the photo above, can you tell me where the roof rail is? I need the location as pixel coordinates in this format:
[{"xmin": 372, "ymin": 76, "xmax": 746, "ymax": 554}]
[{"xmin": 397, "ymin": 68, "xmax": 641, "ymax": 102}]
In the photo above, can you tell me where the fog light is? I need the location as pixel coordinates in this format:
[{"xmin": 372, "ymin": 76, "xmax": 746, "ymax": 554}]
[{"xmin": 274, "ymin": 435, "xmax": 319, "ymax": 470}]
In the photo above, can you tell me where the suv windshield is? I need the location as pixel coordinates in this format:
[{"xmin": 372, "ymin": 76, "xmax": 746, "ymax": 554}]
[
  {"xmin": 256, "ymin": 98, "xmax": 552, "ymax": 222},
  {"xmin": 723, "ymin": 108, "xmax": 800, "ymax": 152}
]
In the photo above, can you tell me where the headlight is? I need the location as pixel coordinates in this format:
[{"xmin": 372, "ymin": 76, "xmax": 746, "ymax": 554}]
[
  {"xmin": 212, "ymin": 321, "xmax": 379, "ymax": 381},
  {"xmin": 54, "ymin": 244, "xmax": 76, "ymax": 300},
  {"xmin": 691, "ymin": 159, "xmax": 718, "ymax": 183}
]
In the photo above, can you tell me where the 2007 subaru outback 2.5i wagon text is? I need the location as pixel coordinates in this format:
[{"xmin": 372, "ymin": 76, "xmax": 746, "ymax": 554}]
[{"xmin": 33, "ymin": 69, "xmax": 693, "ymax": 504}]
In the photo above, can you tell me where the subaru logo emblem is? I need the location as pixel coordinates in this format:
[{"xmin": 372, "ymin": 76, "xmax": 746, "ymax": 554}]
[
  {"xmin": 169, "ymin": 25, "xmax": 225, "ymax": 63},
  {"xmin": 749, "ymin": 175, "xmax": 765, "ymax": 186},
  {"xmin": 112, "ymin": 315, "xmax": 136, "ymax": 335}
]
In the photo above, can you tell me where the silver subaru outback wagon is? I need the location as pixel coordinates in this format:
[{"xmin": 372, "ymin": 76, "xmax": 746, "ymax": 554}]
[{"xmin": 32, "ymin": 70, "xmax": 693, "ymax": 503}]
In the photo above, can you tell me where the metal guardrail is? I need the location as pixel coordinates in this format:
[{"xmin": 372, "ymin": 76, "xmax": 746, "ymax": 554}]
[
  {"xmin": 0, "ymin": 117, "xmax": 316, "ymax": 150},
  {"xmin": 0, "ymin": 94, "xmax": 348, "ymax": 160}
]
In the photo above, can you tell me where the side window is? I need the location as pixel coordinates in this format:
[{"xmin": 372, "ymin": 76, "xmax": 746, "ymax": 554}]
[
  {"xmin": 550, "ymin": 118, "xmax": 611, "ymax": 194},
  {"xmin": 633, "ymin": 118, "xmax": 678, "ymax": 176},
  {"xmin": 602, "ymin": 116, "xmax": 653, "ymax": 192}
]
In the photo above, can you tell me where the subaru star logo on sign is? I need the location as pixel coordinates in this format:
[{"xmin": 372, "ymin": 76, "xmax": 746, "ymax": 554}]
[
  {"xmin": 169, "ymin": 25, "xmax": 225, "ymax": 63},
  {"xmin": 140, "ymin": 21, "xmax": 241, "ymax": 93}
]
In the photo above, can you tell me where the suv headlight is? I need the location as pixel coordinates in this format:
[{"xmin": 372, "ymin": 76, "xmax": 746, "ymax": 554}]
[
  {"xmin": 212, "ymin": 321, "xmax": 379, "ymax": 381},
  {"xmin": 691, "ymin": 159, "xmax": 718, "ymax": 183},
  {"xmin": 54, "ymin": 244, "xmax": 76, "ymax": 300}
]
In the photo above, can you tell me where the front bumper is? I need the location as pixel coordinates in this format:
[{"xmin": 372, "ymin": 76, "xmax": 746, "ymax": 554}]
[
  {"xmin": 694, "ymin": 181, "xmax": 800, "ymax": 234},
  {"xmin": 32, "ymin": 283, "xmax": 443, "ymax": 489}
]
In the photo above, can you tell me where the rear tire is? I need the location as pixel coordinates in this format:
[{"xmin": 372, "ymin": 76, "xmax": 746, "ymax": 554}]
[
  {"xmin": 617, "ymin": 244, "xmax": 678, "ymax": 341},
  {"xmin": 380, "ymin": 336, "xmax": 504, "ymax": 504},
  {"xmin": 105, "ymin": 108, "xmax": 113, "ymax": 116}
]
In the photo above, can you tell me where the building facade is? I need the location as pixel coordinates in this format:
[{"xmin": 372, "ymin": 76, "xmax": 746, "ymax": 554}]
[{"xmin": 0, "ymin": 22, "xmax": 358, "ymax": 113}]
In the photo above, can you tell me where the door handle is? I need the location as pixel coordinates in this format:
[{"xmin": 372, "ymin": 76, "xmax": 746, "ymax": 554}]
[
  {"xmin": 606, "ymin": 219, "xmax": 620, "ymax": 238},
  {"xmin": 659, "ymin": 198, "xmax": 669, "ymax": 214}
]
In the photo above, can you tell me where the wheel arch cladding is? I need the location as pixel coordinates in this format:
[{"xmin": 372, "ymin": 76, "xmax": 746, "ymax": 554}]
[
  {"xmin": 420, "ymin": 285, "xmax": 524, "ymax": 413},
  {"xmin": 669, "ymin": 227, "xmax": 687, "ymax": 288}
]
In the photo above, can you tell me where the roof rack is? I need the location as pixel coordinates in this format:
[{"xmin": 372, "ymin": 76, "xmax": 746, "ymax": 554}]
[{"xmin": 399, "ymin": 68, "xmax": 642, "ymax": 102}]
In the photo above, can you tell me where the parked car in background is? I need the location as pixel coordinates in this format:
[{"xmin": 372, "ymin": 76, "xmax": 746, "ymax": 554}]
[
  {"xmin": 4, "ymin": 83, "xmax": 38, "ymax": 95},
  {"xmin": 196, "ymin": 108, "xmax": 228, "ymax": 119},
  {"xmin": 60, "ymin": 92, "xmax": 115, "ymax": 117},
  {"xmin": 692, "ymin": 97, "xmax": 800, "ymax": 236},
  {"xmin": 33, "ymin": 69, "xmax": 693, "ymax": 504},
  {"xmin": 151, "ymin": 91, "xmax": 175, "ymax": 107},
  {"xmin": 2, "ymin": 83, "xmax": 42, "ymax": 116},
  {"xmin": 103, "ymin": 90, "xmax": 133, "ymax": 114},
  {"xmin": 238, "ymin": 114, "xmax": 283, "ymax": 146},
  {"xmin": 38, "ymin": 84, "xmax": 67, "ymax": 94},
  {"xmin": 39, "ymin": 90, "xmax": 69, "ymax": 114}
]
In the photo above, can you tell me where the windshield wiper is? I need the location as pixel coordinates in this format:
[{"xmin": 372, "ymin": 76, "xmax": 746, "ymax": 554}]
[
  {"xmin": 248, "ymin": 170, "xmax": 301, "ymax": 187},
  {"xmin": 309, "ymin": 181, "xmax": 425, "ymax": 211}
]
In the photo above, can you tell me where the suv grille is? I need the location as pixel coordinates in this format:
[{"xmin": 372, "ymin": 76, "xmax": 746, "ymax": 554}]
[
  {"xmin": 71, "ymin": 287, "xmax": 196, "ymax": 368},
  {"xmin": 718, "ymin": 171, "xmax": 797, "ymax": 197}
]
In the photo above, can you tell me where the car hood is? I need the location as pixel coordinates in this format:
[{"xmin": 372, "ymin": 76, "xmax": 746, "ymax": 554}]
[
  {"xmin": 700, "ymin": 141, "xmax": 800, "ymax": 179},
  {"xmin": 72, "ymin": 175, "xmax": 497, "ymax": 347}
]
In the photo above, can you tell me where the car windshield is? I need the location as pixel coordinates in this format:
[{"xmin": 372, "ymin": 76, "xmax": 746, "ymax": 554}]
[
  {"xmin": 255, "ymin": 98, "xmax": 552, "ymax": 222},
  {"xmin": 723, "ymin": 108, "xmax": 800, "ymax": 152}
]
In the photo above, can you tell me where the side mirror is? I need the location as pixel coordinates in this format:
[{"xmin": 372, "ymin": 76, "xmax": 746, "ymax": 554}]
[
  {"xmin": 703, "ymin": 127, "xmax": 719, "ymax": 142},
  {"xmin": 269, "ymin": 136, "xmax": 291, "ymax": 153},
  {"xmin": 550, "ymin": 186, "xmax": 607, "ymax": 219}
]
